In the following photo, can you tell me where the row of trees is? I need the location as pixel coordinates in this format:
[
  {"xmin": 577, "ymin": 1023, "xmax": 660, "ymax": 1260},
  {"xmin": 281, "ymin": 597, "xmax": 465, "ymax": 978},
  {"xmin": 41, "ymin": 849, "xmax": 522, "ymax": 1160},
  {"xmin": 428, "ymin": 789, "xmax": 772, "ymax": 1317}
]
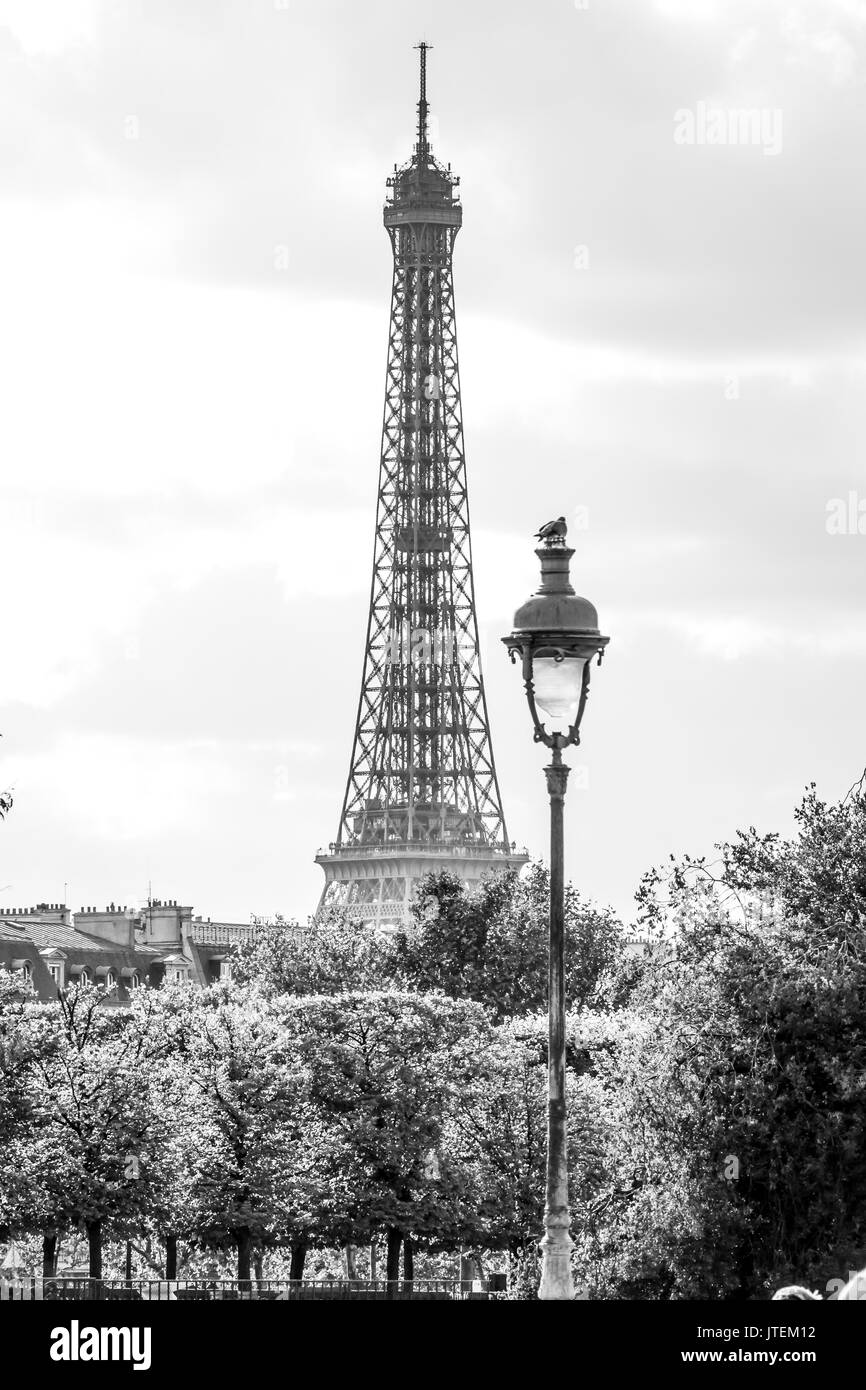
[
  {"xmin": 2, "ymin": 785, "xmax": 866, "ymax": 1296},
  {"xmin": 0, "ymin": 866, "xmax": 622, "ymax": 1285},
  {"xmin": 0, "ymin": 974, "xmax": 567, "ymax": 1284}
]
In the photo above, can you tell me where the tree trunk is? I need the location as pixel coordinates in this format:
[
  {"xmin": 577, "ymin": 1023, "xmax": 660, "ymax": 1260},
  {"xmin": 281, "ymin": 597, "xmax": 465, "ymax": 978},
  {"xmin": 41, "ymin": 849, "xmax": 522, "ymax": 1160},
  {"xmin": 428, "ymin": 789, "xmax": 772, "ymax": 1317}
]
[
  {"xmin": 343, "ymin": 1244, "xmax": 358, "ymax": 1281},
  {"xmin": 386, "ymin": 1227, "xmax": 402, "ymax": 1299},
  {"xmin": 370, "ymin": 1238, "xmax": 377, "ymax": 1282},
  {"xmin": 403, "ymin": 1236, "xmax": 414, "ymax": 1283},
  {"xmin": 236, "ymin": 1228, "xmax": 252, "ymax": 1287},
  {"xmin": 42, "ymin": 1229, "xmax": 58, "ymax": 1279},
  {"xmin": 728, "ymin": 1246, "xmax": 757, "ymax": 1301},
  {"xmin": 289, "ymin": 1239, "xmax": 307, "ymax": 1282},
  {"xmin": 253, "ymin": 1248, "xmax": 263, "ymax": 1288},
  {"xmin": 507, "ymin": 1243, "xmax": 539, "ymax": 1299},
  {"xmin": 125, "ymin": 1241, "xmax": 132, "ymax": 1283},
  {"xmin": 164, "ymin": 1234, "xmax": 178, "ymax": 1279},
  {"xmin": 86, "ymin": 1218, "xmax": 102, "ymax": 1280}
]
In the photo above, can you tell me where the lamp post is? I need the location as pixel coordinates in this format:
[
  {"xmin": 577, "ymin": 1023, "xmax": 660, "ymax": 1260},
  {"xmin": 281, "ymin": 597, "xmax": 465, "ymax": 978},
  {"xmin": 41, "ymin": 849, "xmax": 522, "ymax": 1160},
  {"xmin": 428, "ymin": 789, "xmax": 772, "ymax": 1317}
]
[{"xmin": 502, "ymin": 525, "xmax": 609, "ymax": 1301}]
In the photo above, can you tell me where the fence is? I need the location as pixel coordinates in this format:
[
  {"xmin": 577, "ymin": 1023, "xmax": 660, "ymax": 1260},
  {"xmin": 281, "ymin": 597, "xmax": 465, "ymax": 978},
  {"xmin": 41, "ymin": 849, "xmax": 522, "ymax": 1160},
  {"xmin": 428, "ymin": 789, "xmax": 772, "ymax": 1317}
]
[
  {"xmin": 0, "ymin": 1277, "xmax": 43, "ymax": 1302},
  {"xmin": 2, "ymin": 1276, "xmax": 498, "ymax": 1302}
]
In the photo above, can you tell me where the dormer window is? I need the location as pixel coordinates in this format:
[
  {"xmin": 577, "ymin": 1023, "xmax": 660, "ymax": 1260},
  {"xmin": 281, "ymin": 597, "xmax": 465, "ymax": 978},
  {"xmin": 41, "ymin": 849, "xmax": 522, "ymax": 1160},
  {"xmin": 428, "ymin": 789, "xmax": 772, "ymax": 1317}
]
[
  {"xmin": 157, "ymin": 953, "xmax": 191, "ymax": 986},
  {"xmin": 40, "ymin": 948, "xmax": 66, "ymax": 991},
  {"xmin": 121, "ymin": 967, "xmax": 141, "ymax": 991}
]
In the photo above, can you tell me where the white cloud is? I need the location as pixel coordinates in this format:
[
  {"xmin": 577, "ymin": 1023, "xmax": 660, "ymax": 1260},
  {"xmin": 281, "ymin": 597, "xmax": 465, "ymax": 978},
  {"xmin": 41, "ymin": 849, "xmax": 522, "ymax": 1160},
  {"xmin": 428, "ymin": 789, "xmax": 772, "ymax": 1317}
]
[
  {"xmin": 5, "ymin": 732, "xmax": 239, "ymax": 841},
  {"xmin": 0, "ymin": 489, "xmax": 377, "ymax": 705},
  {"xmin": 0, "ymin": 0, "xmax": 98, "ymax": 55},
  {"xmin": 0, "ymin": 214, "xmax": 310, "ymax": 497},
  {"xmin": 655, "ymin": 0, "xmax": 864, "ymax": 84},
  {"xmin": 3, "ymin": 730, "xmax": 322, "ymax": 844},
  {"xmin": 781, "ymin": 9, "xmax": 860, "ymax": 83},
  {"xmin": 653, "ymin": 0, "xmax": 723, "ymax": 21},
  {"xmin": 659, "ymin": 613, "xmax": 866, "ymax": 660}
]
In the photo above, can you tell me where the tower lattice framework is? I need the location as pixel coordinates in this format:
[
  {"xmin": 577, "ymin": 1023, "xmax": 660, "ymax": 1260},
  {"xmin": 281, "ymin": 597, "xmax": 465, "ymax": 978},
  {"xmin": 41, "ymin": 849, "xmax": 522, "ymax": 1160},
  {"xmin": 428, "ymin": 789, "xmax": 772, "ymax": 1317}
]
[{"xmin": 317, "ymin": 45, "xmax": 527, "ymax": 923}]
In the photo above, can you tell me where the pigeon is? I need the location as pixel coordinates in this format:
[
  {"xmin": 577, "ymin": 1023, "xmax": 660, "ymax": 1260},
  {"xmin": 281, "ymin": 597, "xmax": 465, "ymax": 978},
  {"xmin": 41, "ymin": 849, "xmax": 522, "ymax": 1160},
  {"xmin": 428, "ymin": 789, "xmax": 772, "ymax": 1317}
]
[{"xmin": 534, "ymin": 516, "xmax": 567, "ymax": 541}]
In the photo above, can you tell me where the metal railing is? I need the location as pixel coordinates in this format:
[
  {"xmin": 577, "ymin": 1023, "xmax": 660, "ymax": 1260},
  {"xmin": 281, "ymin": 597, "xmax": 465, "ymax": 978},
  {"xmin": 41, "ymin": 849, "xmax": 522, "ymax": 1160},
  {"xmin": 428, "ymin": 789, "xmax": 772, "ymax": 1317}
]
[
  {"xmin": 2, "ymin": 1276, "xmax": 495, "ymax": 1302},
  {"xmin": 318, "ymin": 842, "xmax": 528, "ymax": 860},
  {"xmin": 190, "ymin": 924, "xmax": 257, "ymax": 946}
]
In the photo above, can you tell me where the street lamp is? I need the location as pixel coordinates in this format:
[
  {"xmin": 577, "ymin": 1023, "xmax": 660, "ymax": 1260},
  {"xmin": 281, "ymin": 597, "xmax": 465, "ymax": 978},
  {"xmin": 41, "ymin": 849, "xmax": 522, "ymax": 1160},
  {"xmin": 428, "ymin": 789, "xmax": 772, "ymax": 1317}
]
[{"xmin": 502, "ymin": 525, "xmax": 610, "ymax": 1301}]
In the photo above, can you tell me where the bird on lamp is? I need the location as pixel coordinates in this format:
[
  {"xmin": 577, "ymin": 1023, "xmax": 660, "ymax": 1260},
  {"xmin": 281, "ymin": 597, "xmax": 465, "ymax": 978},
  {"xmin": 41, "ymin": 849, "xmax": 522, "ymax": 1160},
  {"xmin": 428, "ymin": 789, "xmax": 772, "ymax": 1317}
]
[{"xmin": 534, "ymin": 516, "xmax": 567, "ymax": 542}]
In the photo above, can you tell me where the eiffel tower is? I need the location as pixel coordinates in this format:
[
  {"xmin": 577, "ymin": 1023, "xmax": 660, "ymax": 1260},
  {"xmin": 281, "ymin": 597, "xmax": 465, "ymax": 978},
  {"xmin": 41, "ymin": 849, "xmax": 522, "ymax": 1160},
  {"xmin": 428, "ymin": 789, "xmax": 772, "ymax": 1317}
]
[{"xmin": 316, "ymin": 44, "xmax": 528, "ymax": 924}]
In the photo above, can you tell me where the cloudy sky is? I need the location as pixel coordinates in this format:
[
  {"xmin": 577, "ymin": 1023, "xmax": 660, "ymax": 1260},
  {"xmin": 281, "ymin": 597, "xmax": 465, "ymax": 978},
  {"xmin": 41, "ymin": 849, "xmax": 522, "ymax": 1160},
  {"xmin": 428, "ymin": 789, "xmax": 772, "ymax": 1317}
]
[{"xmin": 0, "ymin": 0, "xmax": 864, "ymax": 925}]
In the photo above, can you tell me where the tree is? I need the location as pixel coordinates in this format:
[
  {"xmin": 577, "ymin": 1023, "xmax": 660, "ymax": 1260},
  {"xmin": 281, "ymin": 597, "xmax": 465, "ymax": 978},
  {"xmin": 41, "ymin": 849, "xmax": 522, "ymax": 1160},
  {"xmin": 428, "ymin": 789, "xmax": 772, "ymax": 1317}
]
[
  {"xmin": 568, "ymin": 995, "xmax": 744, "ymax": 1299},
  {"xmin": 168, "ymin": 983, "xmax": 312, "ymax": 1283},
  {"xmin": 441, "ymin": 1015, "xmax": 548, "ymax": 1263},
  {"xmin": 120, "ymin": 984, "xmax": 210, "ymax": 1280},
  {"xmin": 397, "ymin": 866, "xmax": 626, "ymax": 1020},
  {"xmin": 722, "ymin": 776, "xmax": 866, "ymax": 950},
  {"xmin": 611, "ymin": 779, "xmax": 866, "ymax": 1298},
  {"xmin": 0, "ymin": 980, "xmax": 175, "ymax": 1278},
  {"xmin": 0, "ymin": 972, "xmax": 58, "ymax": 1260},
  {"xmin": 230, "ymin": 911, "xmax": 399, "ymax": 998},
  {"xmin": 279, "ymin": 990, "xmax": 497, "ymax": 1283}
]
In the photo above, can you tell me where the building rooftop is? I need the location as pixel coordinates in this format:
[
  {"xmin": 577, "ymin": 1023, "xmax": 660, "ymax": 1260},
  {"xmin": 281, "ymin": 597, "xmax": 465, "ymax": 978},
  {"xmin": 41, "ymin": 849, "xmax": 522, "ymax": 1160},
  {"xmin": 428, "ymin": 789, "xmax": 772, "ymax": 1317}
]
[
  {"xmin": 12, "ymin": 919, "xmax": 161, "ymax": 956},
  {"xmin": 0, "ymin": 899, "xmax": 254, "ymax": 1001}
]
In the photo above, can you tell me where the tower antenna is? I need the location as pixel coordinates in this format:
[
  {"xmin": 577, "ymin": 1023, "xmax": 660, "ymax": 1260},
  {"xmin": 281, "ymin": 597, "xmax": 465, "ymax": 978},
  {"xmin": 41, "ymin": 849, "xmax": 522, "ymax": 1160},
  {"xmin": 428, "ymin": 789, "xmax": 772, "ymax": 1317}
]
[{"xmin": 414, "ymin": 39, "xmax": 432, "ymax": 158}]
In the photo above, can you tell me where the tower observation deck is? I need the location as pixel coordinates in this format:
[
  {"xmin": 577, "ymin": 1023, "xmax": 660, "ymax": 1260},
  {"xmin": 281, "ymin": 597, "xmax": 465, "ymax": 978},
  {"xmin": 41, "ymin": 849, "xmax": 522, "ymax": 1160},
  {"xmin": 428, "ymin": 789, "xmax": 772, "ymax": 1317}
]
[{"xmin": 316, "ymin": 44, "xmax": 528, "ymax": 925}]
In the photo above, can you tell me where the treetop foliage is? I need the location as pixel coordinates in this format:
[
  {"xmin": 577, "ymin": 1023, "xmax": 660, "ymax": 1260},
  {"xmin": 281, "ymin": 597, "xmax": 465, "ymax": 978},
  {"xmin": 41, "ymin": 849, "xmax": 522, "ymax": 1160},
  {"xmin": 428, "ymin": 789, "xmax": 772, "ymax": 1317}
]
[{"xmin": 3, "ymin": 780, "xmax": 866, "ymax": 1296}]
